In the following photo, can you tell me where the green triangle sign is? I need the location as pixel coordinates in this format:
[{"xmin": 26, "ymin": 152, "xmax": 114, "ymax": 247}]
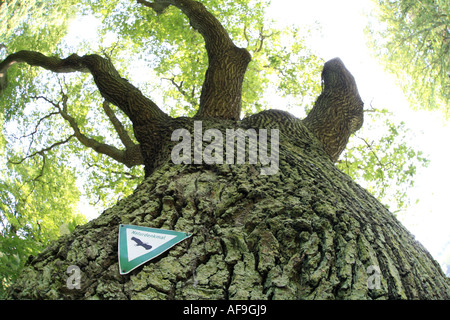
[{"xmin": 118, "ymin": 224, "xmax": 192, "ymax": 275}]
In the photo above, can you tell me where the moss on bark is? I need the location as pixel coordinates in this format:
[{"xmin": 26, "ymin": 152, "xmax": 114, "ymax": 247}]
[{"xmin": 7, "ymin": 115, "xmax": 450, "ymax": 300}]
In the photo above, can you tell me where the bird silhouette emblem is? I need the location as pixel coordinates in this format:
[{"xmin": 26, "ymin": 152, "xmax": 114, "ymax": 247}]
[{"xmin": 131, "ymin": 237, "xmax": 152, "ymax": 250}]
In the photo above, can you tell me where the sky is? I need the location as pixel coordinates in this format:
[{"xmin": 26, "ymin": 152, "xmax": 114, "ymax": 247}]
[
  {"xmin": 267, "ymin": 0, "xmax": 450, "ymax": 274},
  {"xmin": 66, "ymin": 0, "xmax": 450, "ymax": 274}
]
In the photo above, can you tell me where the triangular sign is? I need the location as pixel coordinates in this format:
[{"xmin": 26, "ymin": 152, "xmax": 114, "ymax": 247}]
[{"xmin": 118, "ymin": 224, "xmax": 192, "ymax": 275}]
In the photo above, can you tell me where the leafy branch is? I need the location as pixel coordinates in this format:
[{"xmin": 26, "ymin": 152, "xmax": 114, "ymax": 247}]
[
  {"xmin": 10, "ymin": 92, "xmax": 144, "ymax": 169},
  {"xmin": 338, "ymin": 108, "xmax": 430, "ymax": 212}
]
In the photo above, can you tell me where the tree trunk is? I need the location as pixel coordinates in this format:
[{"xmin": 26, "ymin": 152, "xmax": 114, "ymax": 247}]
[{"xmin": 7, "ymin": 113, "xmax": 449, "ymax": 300}]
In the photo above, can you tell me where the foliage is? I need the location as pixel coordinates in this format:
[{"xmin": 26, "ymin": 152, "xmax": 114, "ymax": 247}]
[
  {"xmin": 367, "ymin": 0, "xmax": 450, "ymax": 116},
  {"xmin": 0, "ymin": 151, "xmax": 86, "ymax": 297},
  {"xmin": 0, "ymin": 0, "xmax": 78, "ymax": 119},
  {"xmin": 85, "ymin": 0, "xmax": 322, "ymax": 116},
  {"xmin": 338, "ymin": 109, "xmax": 430, "ymax": 213},
  {"xmin": 0, "ymin": 0, "xmax": 85, "ymax": 297}
]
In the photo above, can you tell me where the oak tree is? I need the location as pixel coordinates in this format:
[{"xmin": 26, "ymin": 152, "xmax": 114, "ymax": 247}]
[
  {"xmin": 2, "ymin": 0, "xmax": 449, "ymax": 299},
  {"xmin": 367, "ymin": 0, "xmax": 450, "ymax": 115}
]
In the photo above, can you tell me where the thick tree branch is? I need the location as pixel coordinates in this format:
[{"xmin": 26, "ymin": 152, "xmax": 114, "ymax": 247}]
[
  {"xmin": 302, "ymin": 58, "xmax": 364, "ymax": 162},
  {"xmin": 138, "ymin": 0, "xmax": 233, "ymax": 53},
  {"xmin": 0, "ymin": 50, "xmax": 169, "ymax": 125},
  {"xmin": 57, "ymin": 100, "xmax": 144, "ymax": 168},
  {"xmin": 26, "ymin": 95, "xmax": 144, "ymax": 168},
  {"xmin": 0, "ymin": 50, "xmax": 166, "ymax": 172},
  {"xmin": 138, "ymin": 0, "xmax": 251, "ymax": 120},
  {"xmin": 101, "ymin": 101, "xmax": 136, "ymax": 149},
  {"xmin": 59, "ymin": 109, "xmax": 129, "ymax": 166}
]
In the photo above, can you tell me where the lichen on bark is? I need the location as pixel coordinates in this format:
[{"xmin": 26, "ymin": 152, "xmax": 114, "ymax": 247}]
[{"xmin": 7, "ymin": 117, "xmax": 450, "ymax": 300}]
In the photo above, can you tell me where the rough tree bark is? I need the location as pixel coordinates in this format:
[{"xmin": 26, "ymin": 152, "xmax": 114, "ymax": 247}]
[
  {"xmin": 6, "ymin": 116, "xmax": 450, "ymax": 300},
  {"xmin": 2, "ymin": 0, "xmax": 449, "ymax": 299}
]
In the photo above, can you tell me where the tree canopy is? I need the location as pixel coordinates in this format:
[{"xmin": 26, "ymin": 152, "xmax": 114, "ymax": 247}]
[
  {"xmin": 367, "ymin": 0, "xmax": 450, "ymax": 115},
  {"xmin": 0, "ymin": 0, "xmax": 431, "ymax": 296}
]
